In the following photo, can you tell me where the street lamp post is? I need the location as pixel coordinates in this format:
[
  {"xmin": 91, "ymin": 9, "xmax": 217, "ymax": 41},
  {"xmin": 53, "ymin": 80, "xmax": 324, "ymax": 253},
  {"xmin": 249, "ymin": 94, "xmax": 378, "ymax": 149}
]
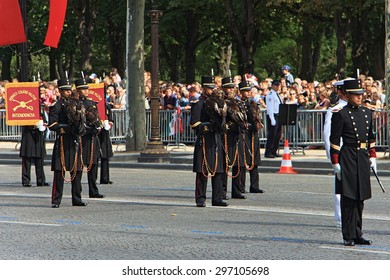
[
  {"xmin": 19, "ymin": 0, "xmax": 28, "ymax": 82},
  {"xmin": 138, "ymin": 0, "xmax": 169, "ymax": 163}
]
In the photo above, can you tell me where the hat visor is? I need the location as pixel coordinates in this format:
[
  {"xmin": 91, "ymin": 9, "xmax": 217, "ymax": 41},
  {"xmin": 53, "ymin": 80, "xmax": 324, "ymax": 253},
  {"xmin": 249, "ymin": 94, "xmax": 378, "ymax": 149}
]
[
  {"xmin": 59, "ymin": 85, "xmax": 72, "ymax": 90},
  {"xmin": 346, "ymin": 88, "xmax": 364, "ymax": 94},
  {"xmin": 239, "ymin": 86, "xmax": 251, "ymax": 91},
  {"xmin": 222, "ymin": 83, "xmax": 235, "ymax": 88},
  {"xmin": 77, "ymin": 85, "xmax": 89, "ymax": 89},
  {"xmin": 203, "ymin": 83, "xmax": 216, "ymax": 88}
]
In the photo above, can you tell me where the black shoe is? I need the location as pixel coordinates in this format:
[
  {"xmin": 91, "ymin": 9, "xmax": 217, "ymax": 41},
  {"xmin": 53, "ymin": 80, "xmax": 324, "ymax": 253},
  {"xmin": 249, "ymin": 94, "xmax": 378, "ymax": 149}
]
[
  {"xmin": 73, "ymin": 202, "xmax": 88, "ymax": 206},
  {"xmin": 100, "ymin": 181, "xmax": 113, "ymax": 185},
  {"xmin": 232, "ymin": 194, "xmax": 247, "ymax": 199},
  {"xmin": 222, "ymin": 195, "xmax": 229, "ymax": 200},
  {"xmin": 196, "ymin": 202, "xmax": 206, "ymax": 207},
  {"xmin": 212, "ymin": 201, "xmax": 229, "ymax": 207},
  {"xmin": 264, "ymin": 154, "xmax": 275, "ymax": 158},
  {"xmin": 354, "ymin": 237, "xmax": 372, "ymax": 245},
  {"xmin": 274, "ymin": 154, "xmax": 282, "ymax": 157},
  {"xmin": 38, "ymin": 183, "xmax": 50, "ymax": 187},
  {"xmin": 89, "ymin": 194, "xmax": 105, "ymax": 198},
  {"xmin": 22, "ymin": 183, "xmax": 32, "ymax": 187},
  {"xmin": 343, "ymin": 239, "xmax": 355, "ymax": 246},
  {"xmin": 250, "ymin": 189, "xmax": 265, "ymax": 193},
  {"xmin": 51, "ymin": 204, "xmax": 59, "ymax": 208}
]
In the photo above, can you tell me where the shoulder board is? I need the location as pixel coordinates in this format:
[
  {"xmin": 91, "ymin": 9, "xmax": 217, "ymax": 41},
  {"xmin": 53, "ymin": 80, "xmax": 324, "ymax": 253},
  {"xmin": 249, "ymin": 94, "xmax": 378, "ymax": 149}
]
[
  {"xmin": 50, "ymin": 101, "xmax": 58, "ymax": 106},
  {"xmin": 190, "ymin": 100, "xmax": 199, "ymax": 104}
]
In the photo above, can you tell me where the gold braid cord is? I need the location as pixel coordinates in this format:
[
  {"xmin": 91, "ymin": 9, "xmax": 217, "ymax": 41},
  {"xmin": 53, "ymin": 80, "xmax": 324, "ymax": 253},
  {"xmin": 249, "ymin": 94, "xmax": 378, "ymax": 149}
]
[
  {"xmin": 201, "ymin": 135, "xmax": 218, "ymax": 178},
  {"xmin": 80, "ymin": 136, "xmax": 95, "ymax": 172},
  {"xmin": 60, "ymin": 135, "xmax": 79, "ymax": 182},
  {"xmin": 243, "ymin": 133, "xmax": 255, "ymax": 171},
  {"xmin": 224, "ymin": 134, "xmax": 240, "ymax": 178}
]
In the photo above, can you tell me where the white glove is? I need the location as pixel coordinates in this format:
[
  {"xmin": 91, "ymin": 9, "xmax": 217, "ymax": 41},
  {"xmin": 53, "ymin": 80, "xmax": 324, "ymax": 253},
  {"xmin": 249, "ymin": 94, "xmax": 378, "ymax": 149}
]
[
  {"xmin": 38, "ymin": 124, "xmax": 46, "ymax": 132},
  {"xmin": 35, "ymin": 120, "xmax": 43, "ymax": 128},
  {"xmin": 370, "ymin": 158, "xmax": 377, "ymax": 173},
  {"xmin": 103, "ymin": 119, "xmax": 111, "ymax": 130},
  {"xmin": 270, "ymin": 117, "xmax": 276, "ymax": 126},
  {"xmin": 333, "ymin": 163, "xmax": 341, "ymax": 180}
]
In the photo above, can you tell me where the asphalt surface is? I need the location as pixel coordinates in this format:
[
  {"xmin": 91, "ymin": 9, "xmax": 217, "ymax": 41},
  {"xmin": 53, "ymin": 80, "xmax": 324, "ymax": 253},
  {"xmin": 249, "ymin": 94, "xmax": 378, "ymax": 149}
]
[{"xmin": 0, "ymin": 163, "xmax": 389, "ymax": 260}]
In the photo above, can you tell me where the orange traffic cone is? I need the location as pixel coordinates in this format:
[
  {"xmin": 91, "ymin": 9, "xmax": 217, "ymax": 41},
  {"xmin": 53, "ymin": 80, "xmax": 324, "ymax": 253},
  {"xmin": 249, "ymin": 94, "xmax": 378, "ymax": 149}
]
[{"xmin": 277, "ymin": 139, "xmax": 297, "ymax": 174}]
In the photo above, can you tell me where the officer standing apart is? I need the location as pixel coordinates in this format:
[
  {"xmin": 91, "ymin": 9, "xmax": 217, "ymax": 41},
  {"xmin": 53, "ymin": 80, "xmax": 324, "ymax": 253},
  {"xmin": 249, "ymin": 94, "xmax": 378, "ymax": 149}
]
[
  {"xmin": 221, "ymin": 76, "xmax": 247, "ymax": 199},
  {"xmin": 99, "ymin": 98, "xmax": 114, "ymax": 185},
  {"xmin": 330, "ymin": 79, "xmax": 376, "ymax": 246},
  {"xmin": 48, "ymin": 79, "xmax": 87, "ymax": 208},
  {"xmin": 240, "ymin": 81, "xmax": 264, "ymax": 194},
  {"xmin": 20, "ymin": 100, "xmax": 50, "ymax": 187},
  {"xmin": 264, "ymin": 81, "xmax": 282, "ymax": 158},
  {"xmin": 75, "ymin": 78, "xmax": 105, "ymax": 198},
  {"xmin": 190, "ymin": 76, "xmax": 228, "ymax": 207},
  {"xmin": 323, "ymin": 79, "xmax": 348, "ymax": 227}
]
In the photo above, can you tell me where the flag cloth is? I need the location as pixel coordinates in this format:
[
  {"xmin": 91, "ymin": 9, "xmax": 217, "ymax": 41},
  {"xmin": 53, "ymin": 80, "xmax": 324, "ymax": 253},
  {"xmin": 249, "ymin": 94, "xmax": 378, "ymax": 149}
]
[
  {"xmin": 5, "ymin": 82, "xmax": 41, "ymax": 126},
  {"xmin": 86, "ymin": 83, "xmax": 107, "ymax": 121},
  {"xmin": 44, "ymin": 0, "xmax": 68, "ymax": 48},
  {"xmin": 169, "ymin": 107, "xmax": 184, "ymax": 136},
  {"xmin": 0, "ymin": 0, "xmax": 26, "ymax": 46}
]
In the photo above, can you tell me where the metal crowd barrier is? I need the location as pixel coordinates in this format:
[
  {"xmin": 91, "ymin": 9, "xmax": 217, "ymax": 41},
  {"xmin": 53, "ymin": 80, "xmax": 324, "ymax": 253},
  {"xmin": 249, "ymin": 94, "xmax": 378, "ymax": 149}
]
[{"xmin": 1, "ymin": 108, "xmax": 388, "ymax": 151}]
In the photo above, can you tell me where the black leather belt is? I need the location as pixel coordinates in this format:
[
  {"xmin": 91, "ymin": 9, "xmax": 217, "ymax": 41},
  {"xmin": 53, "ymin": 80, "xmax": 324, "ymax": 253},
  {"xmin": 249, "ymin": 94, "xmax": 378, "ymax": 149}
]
[{"xmin": 343, "ymin": 142, "xmax": 368, "ymax": 149}]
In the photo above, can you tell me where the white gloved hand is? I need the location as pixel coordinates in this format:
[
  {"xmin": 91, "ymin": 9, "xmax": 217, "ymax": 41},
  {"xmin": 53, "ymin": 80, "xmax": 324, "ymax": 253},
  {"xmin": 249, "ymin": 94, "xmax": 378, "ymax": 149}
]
[
  {"xmin": 333, "ymin": 163, "xmax": 341, "ymax": 180},
  {"xmin": 38, "ymin": 124, "xmax": 46, "ymax": 132},
  {"xmin": 270, "ymin": 118, "xmax": 276, "ymax": 126},
  {"xmin": 35, "ymin": 120, "xmax": 43, "ymax": 128},
  {"xmin": 370, "ymin": 158, "xmax": 377, "ymax": 173},
  {"xmin": 103, "ymin": 119, "xmax": 111, "ymax": 130}
]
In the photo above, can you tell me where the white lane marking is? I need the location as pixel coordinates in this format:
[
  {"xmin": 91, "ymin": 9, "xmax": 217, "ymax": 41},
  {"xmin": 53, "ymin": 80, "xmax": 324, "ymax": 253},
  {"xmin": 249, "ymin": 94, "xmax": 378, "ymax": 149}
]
[
  {"xmin": 320, "ymin": 245, "xmax": 390, "ymax": 255},
  {"xmin": 0, "ymin": 220, "xmax": 62, "ymax": 226}
]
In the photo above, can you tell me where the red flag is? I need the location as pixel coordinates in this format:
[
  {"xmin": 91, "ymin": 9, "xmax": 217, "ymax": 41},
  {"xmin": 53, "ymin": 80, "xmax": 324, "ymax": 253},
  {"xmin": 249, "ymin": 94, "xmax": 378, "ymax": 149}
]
[
  {"xmin": 0, "ymin": 0, "xmax": 26, "ymax": 46},
  {"xmin": 44, "ymin": 0, "xmax": 68, "ymax": 48}
]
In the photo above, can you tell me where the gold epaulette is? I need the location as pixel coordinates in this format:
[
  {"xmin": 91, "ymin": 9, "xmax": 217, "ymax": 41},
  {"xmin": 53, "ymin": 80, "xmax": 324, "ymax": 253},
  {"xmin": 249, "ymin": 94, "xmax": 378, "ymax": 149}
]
[
  {"xmin": 331, "ymin": 108, "xmax": 341, "ymax": 113},
  {"xmin": 369, "ymin": 142, "xmax": 376, "ymax": 148}
]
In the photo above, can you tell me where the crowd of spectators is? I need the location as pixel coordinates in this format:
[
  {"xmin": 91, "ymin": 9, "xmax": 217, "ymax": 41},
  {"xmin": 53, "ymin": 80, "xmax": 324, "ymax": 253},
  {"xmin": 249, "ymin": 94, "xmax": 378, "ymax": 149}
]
[{"xmin": 143, "ymin": 69, "xmax": 386, "ymax": 113}]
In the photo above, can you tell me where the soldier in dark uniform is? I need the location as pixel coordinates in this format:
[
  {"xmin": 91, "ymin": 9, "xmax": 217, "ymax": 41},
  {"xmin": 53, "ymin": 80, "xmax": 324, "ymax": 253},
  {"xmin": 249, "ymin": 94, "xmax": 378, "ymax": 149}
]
[
  {"xmin": 74, "ymin": 78, "xmax": 105, "ymax": 198},
  {"xmin": 221, "ymin": 76, "xmax": 247, "ymax": 199},
  {"xmin": 99, "ymin": 99, "xmax": 114, "ymax": 185},
  {"xmin": 330, "ymin": 79, "xmax": 376, "ymax": 246},
  {"xmin": 19, "ymin": 101, "xmax": 49, "ymax": 187},
  {"xmin": 190, "ymin": 76, "xmax": 228, "ymax": 207},
  {"xmin": 47, "ymin": 78, "xmax": 87, "ymax": 208},
  {"xmin": 240, "ymin": 81, "xmax": 264, "ymax": 194}
]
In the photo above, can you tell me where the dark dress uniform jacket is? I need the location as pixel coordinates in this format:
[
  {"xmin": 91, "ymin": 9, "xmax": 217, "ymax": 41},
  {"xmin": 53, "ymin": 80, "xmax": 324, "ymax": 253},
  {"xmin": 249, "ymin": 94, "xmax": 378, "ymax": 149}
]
[
  {"xmin": 48, "ymin": 99, "xmax": 82, "ymax": 171},
  {"xmin": 243, "ymin": 99, "xmax": 261, "ymax": 166},
  {"xmin": 190, "ymin": 96, "xmax": 224, "ymax": 173},
  {"xmin": 81, "ymin": 98, "xmax": 101, "ymax": 165},
  {"xmin": 99, "ymin": 103, "xmax": 114, "ymax": 159},
  {"xmin": 330, "ymin": 104, "xmax": 375, "ymax": 201},
  {"xmin": 225, "ymin": 98, "xmax": 246, "ymax": 167},
  {"xmin": 19, "ymin": 106, "xmax": 47, "ymax": 158}
]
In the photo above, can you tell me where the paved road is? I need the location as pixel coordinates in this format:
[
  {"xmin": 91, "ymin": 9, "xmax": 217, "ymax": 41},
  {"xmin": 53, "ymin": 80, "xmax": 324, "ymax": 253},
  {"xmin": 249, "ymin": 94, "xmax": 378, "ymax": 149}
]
[{"xmin": 0, "ymin": 165, "xmax": 389, "ymax": 260}]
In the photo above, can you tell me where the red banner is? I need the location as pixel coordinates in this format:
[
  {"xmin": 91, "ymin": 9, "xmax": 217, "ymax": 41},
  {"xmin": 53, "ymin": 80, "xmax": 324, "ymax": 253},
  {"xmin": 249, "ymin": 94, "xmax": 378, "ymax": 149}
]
[
  {"xmin": 44, "ymin": 0, "xmax": 68, "ymax": 48},
  {"xmin": 0, "ymin": 0, "xmax": 26, "ymax": 46},
  {"xmin": 86, "ymin": 83, "xmax": 107, "ymax": 121},
  {"xmin": 5, "ymin": 82, "xmax": 40, "ymax": 126}
]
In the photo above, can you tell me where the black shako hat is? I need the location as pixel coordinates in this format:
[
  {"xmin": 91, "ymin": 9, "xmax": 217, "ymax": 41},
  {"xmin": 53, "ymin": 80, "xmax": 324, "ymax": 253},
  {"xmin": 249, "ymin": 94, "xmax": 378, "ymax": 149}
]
[
  {"xmin": 343, "ymin": 79, "xmax": 364, "ymax": 94},
  {"xmin": 74, "ymin": 78, "xmax": 89, "ymax": 89},
  {"xmin": 238, "ymin": 81, "xmax": 251, "ymax": 91},
  {"xmin": 57, "ymin": 78, "xmax": 72, "ymax": 90},
  {"xmin": 201, "ymin": 76, "xmax": 216, "ymax": 88},
  {"xmin": 221, "ymin": 77, "xmax": 235, "ymax": 88}
]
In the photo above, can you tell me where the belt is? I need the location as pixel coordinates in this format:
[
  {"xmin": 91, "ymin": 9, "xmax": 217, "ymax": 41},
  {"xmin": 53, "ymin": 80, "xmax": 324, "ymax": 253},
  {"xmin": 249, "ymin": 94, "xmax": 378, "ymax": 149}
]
[{"xmin": 343, "ymin": 142, "xmax": 368, "ymax": 149}]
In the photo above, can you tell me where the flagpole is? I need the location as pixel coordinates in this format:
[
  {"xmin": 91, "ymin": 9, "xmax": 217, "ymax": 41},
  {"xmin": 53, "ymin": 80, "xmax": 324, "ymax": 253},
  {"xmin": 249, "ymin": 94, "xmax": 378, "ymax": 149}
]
[{"xmin": 19, "ymin": 0, "xmax": 28, "ymax": 82}]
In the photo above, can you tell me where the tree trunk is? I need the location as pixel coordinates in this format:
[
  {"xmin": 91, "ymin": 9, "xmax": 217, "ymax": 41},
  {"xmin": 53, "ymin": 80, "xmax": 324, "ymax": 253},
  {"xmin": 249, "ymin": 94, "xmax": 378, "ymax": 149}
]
[
  {"xmin": 225, "ymin": 0, "xmax": 256, "ymax": 76},
  {"xmin": 368, "ymin": 11, "xmax": 385, "ymax": 79},
  {"xmin": 334, "ymin": 11, "xmax": 347, "ymax": 78},
  {"xmin": 49, "ymin": 48, "xmax": 57, "ymax": 81},
  {"xmin": 79, "ymin": 0, "xmax": 96, "ymax": 72},
  {"xmin": 218, "ymin": 43, "xmax": 232, "ymax": 77},
  {"xmin": 350, "ymin": 5, "xmax": 369, "ymax": 77},
  {"xmin": 126, "ymin": 0, "xmax": 146, "ymax": 151},
  {"xmin": 0, "ymin": 48, "xmax": 13, "ymax": 81},
  {"xmin": 184, "ymin": 12, "xmax": 200, "ymax": 84}
]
